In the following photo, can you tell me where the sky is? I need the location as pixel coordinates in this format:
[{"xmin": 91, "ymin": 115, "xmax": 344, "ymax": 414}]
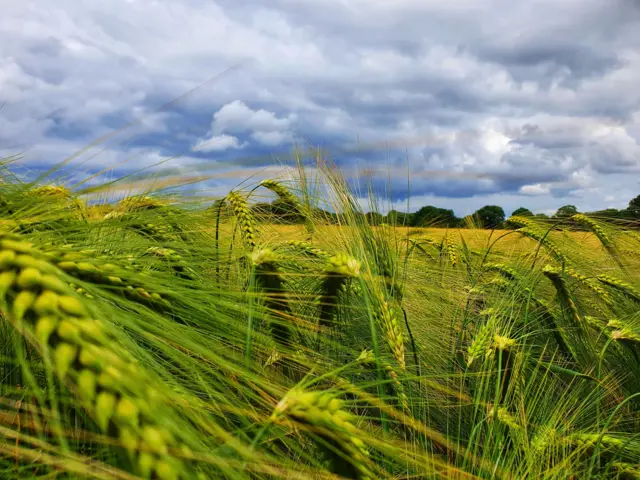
[{"xmin": 1, "ymin": 0, "xmax": 640, "ymax": 216}]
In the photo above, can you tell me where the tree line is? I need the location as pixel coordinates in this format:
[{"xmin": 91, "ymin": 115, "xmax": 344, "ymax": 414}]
[{"xmin": 247, "ymin": 194, "xmax": 640, "ymax": 229}]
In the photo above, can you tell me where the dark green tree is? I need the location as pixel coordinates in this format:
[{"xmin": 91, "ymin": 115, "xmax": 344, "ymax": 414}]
[
  {"xmin": 386, "ymin": 210, "xmax": 414, "ymax": 226},
  {"xmin": 511, "ymin": 207, "xmax": 533, "ymax": 217},
  {"xmin": 411, "ymin": 206, "xmax": 458, "ymax": 227},
  {"xmin": 474, "ymin": 205, "xmax": 505, "ymax": 229},
  {"xmin": 365, "ymin": 211, "xmax": 384, "ymax": 226},
  {"xmin": 554, "ymin": 205, "xmax": 578, "ymax": 217},
  {"xmin": 628, "ymin": 194, "xmax": 640, "ymax": 216}
]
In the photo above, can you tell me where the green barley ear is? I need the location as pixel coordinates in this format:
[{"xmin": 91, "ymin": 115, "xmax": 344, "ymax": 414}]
[
  {"xmin": 597, "ymin": 274, "xmax": 640, "ymax": 303},
  {"xmin": 611, "ymin": 462, "xmax": 640, "ymax": 478},
  {"xmin": 0, "ymin": 233, "xmax": 187, "ymax": 479},
  {"xmin": 53, "ymin": 252, "xmax": 172, "ymax": 313},
  {"xmin": 145, "ymin": 246, "xmax": 197, "ymax": 281},
  {"xmin": 372, "ymin": 292, "xmax": 405, "ymax": 370},
  {"xmin": 250, "ymin": 249, "xmax": 294, "ymax": 349},
  {"xmin": 571, "ymin": 214, "xmax": 613, "ymax": 248},
  {"xmin": 271, "ymin": 388, "xmax": 375, "ymax": 479},
  {"xmin": 442, "ymin": 232, "xmax": 458, "ymax": 266},
  {"xmin": 226, "ymin": 191, "xmax": 257, "ymax": 250},
  {"xmin": 357, "ymin": 351, "xmax": 409, "ymax": 412},
  {"xmin": 487, "ymin": 404, "xmax": 522, "ymax": 432},
  {"xmin": 563, "ymin": 267, "xmax": 612, "ymax": 305},
  {"xmin": 318, "ymin": 253, "xmax": 361, "ymax": 331},
  {"xmin": 505, "ymin": 215, "xmax": 535, "ymax": 229},
  {"xmin": 542, "ymin": 266, "xmax": 582, "ymax": 325},
  {"xmin": 259, "ymin": 179, "xmax": 314, "ymax": 234},
  {"xmin": 285, "ymin": 240, "xmax": 330, "ymax": 259},
  {"xmin": 516, "ymin": 227, "xmax": 566, "ymax": 264},
  {"xmin": 467, "ymin": 315, "xmax": 496, "ymax": 367},
  {"xmin": 484, "ymin": 263, "xmax": 520, "ymax": 281}
]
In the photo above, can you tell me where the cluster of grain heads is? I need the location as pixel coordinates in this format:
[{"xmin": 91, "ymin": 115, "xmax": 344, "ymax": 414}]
[
  {"xmin": 103, "ymin": 195, "xmax": 187, "ymax": 242},
  {"xmin": 271, "ymin": 388, "xmax": 374, "ymax": 479},
  {"xmin": 225, "ymin": 191, "xmax": 257, "ymax": 250},
  {"xmin": 0, "ymin": 234, "xmax": 186, "ymax": 479},
  {"xmin": 29, "ymin": 185, "xmax": 89, "ymax": 221},
  {"xmin": 606, "ymin": 319, "xmax": 640, "ymax": 363},
  {"xmin": 318, "ymin": 253, "xmax": 361, "ymax": 331},
  {"xmin": 249, "ymin": 248, "xmax": 294, "ymax": 348}
]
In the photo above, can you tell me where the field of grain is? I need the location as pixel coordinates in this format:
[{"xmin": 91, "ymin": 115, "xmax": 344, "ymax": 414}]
[{"xmin": 0, "ymin": 165, "xmax": 639, "ymax": 479}]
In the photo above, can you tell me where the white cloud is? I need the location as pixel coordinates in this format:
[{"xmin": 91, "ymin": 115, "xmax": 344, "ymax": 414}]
[
  {"xmin": 193, "ymin": 134, "xmax": 243, "ymax": 152},
  {"xmin": 194, "ymin": 100, "xmax": 296, "ymax": 148},
  {"xmin": 519, "ymin": 183, "xmax": 551, "ymax": 196}
]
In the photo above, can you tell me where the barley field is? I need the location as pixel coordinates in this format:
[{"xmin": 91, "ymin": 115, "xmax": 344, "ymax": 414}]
[{"xmin": 0, "ymin": 161, "xmax": 639, "ymax": 479}]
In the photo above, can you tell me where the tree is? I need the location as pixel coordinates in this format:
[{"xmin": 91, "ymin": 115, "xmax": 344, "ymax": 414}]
[
  {"xmin": 474, "ymin": 205, "xmax": 505, "ymax": 229},
  {"xmin": 411, "ymin": 206, "xmax": 458, "ymax": 227},
  {"xmin": 365, "ymin": 211, "xmax": 384, "ymax": 226},
  {"xmin": 511, "ymin": 207, "xmax": 533, "ymax": 217},
  {"xmin": 628, "ymin": 194, "xmax": 640, "ymax": 216},
  {"xmin": 554, "ymin": 205, "xmax": 578, "ymax": 217},
  {"xmin": 386, "ymin": 210, "xmax": 414, "ymax": 226}
]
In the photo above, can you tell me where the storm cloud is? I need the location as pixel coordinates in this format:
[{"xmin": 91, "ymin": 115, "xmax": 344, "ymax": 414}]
[{"xmin": 1, "ymin": 0, "xmax": 639, "ymax": 215}]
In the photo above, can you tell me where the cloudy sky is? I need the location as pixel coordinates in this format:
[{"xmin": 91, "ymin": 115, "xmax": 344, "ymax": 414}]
[{"xmin": 2, "ymin": 0, "xmax": 640, "ymax": 216}]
